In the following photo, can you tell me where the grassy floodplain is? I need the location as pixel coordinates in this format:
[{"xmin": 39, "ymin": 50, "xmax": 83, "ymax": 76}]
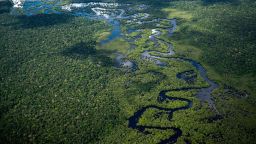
[{"xmin": 0, "ymin": 0, "xmax": 256, "ymax": 143}]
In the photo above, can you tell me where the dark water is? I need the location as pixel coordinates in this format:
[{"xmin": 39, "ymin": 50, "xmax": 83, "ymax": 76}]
[
  {"xmin": 11, "ymin": 1, "xmax": 62, "ymax": 15},
  {"xmin": 128, "ymin": 57, "xmax": 219, "ymax": 143},
  {"xmin": 100, "ymin": 20, "xmax": 121, "ymax": 45},
  {"xmin": 9, "ymin": 2, "xmax": 220, "ymax": 143},
  {"xmin": 129, "ymin": 18, "xmax": 220, "ymax": 143},
  {"xmin": 176, "ymin": 57, "xmax": 219, "ymax": 112},
  {"xmin": 176, "ymin": 70, "xmax": 197, "ymax": 84},
  {"xmin": 11, "ymin": 1, "xmax": 122, "ymax": 45}
]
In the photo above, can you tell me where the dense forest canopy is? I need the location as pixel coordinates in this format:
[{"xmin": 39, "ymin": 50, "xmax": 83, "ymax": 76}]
[{"xmin": 0, "ymin": 0, "xmax": 255, "ymax": 143}]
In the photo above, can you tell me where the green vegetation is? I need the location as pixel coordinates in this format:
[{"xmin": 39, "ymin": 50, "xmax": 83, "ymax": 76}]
[
  {"xmin": 0, "ymin": 0, "xmax": 256, "ymax": 143},
  {"xmin": 163, "ymin": 0, "xmax": 256, "ymax": 92},
  {"xmin": 0, "ymin": 4, "xmax": 120, "ymax": 142}
]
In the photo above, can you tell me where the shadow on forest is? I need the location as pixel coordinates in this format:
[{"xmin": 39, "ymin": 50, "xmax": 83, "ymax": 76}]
[
  {"xmin": 202, "ymin": 0, "xmax": 240, "ymax": 5},
  {"xmin": 2, "ymin": 13, "xmax": 73, "ymax": 29},
  {"xmin": 124, "ymin": 70, "xmax": 167, "ymax": 95},
  {"xmin": 62, "ymin": 42, "xmax": 115, "ymax": 66},
  {"xmin": 15, "ymin": 14, "xmax": 73, "ymax": 29},
  {"xmin": 169, "ymin": 10, "xmax": 256, "ymax": 75},
  {"xmin": 0, "ymin": 1, "xmax": 12, "ymax": 14}
]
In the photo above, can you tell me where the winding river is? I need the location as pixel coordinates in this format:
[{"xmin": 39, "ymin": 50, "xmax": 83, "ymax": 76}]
[
  {"xmin": 128, "ymin": 18, "xmax": 219, "ymax": 143},
  {"xmin": 10, "ymin": 1, "xmax": 220, "ymax": 143}
]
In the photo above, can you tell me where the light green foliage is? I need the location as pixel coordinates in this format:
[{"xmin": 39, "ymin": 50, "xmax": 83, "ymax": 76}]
[{"xmin": 0, "ymin": 0, "xmax": 256, "ymax": 144}]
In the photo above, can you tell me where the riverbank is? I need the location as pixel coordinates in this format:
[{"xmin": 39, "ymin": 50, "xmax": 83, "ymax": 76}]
[{"xmin": 0, "ymin": 0, "xmax": 255, "ymax": 143}]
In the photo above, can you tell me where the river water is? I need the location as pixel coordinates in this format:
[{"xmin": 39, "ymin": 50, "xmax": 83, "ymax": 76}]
[{"xmin": 9, "ymin": 1, "xmax": 220, "ymax": 143}]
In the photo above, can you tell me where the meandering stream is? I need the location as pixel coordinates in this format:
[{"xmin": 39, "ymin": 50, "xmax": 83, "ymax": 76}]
[
  {"xmin": 10, "ymin": 1, "xmax": 220, "ymax": 143},
  {"xmin": 128, "ymin": 18, "xmax": 219, "ymax": 143}
]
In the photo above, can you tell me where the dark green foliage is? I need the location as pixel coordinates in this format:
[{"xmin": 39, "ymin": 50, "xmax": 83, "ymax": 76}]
[
  {"xmin": 0, "ymin": 11, "xmax": 119, "ymax": 143},
  {"xmin": 63, "ymin": 42, "xmax": 97, "ymax": 58},
  {"xmin": 202, "ymin": 0, "xmax": 240, "ymax": 5},
  {"xmin": 0, "ymin": 0, "xmax": 256, "ymax": 143},
  {"xmin": 62, "ymin": 42, "xmax": 114, "ymax": 66},
  {"xmin": 171, "ymin": 0, "xmax": 256, "ymax": 75},
  {"xmin": 0, "ymin": 1, "xmax": 12, "ymax": 14},
  {"xmin": 16, "ymin": 14, "xmax": 74, "ymax": 28}
]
